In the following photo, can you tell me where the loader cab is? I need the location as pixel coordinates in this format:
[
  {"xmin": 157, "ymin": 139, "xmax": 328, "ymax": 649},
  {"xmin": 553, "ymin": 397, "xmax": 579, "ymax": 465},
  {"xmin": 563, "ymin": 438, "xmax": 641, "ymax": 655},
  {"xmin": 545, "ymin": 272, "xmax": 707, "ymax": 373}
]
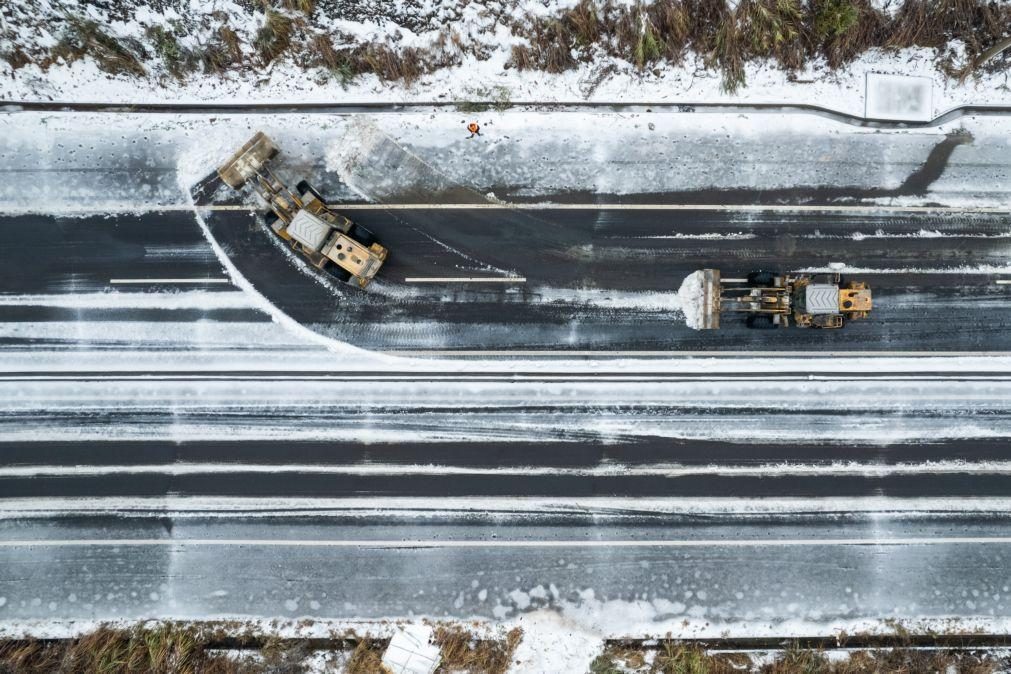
[
  {"xmin": 284, "ymin": 209, "xmax": 387, "ymax": 288},
  {"xmin": 791, "ymin": 276, "xmax": 873, "ymax": 328}
]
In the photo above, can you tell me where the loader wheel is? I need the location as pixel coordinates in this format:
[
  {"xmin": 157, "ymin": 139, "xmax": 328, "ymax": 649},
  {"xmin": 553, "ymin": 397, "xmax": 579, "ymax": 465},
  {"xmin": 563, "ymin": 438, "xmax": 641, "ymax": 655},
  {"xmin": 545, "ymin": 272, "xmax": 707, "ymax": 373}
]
[
  {"xmin": 349, "ymin": 224, "xmax": 377, "ymax": 247},
  {"xmin": 264, "ymin": 211, "xmax": 279, "ymax": 229},
  {"xmin": 747, "ymin": 271, "xmax": 776, "ymax": 287},
  {"xmin": 745, "ymin": 314, "xmax": 778, "ymax": 329},
  {"xmin": 327, "ymin": 265, "xmax": 353, "ymax": 284},
  {"xmin": 297, "ymin": 180, "xmax": 324, "ymax": 203}
]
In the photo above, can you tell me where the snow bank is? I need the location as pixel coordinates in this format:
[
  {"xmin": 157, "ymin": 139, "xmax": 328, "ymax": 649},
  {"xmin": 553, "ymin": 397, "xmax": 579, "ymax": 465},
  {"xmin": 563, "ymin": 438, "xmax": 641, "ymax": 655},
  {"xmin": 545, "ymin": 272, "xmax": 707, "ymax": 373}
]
[{"xmin": 4, "ymin": 110, "xmax": 1009, "ymax": 214}]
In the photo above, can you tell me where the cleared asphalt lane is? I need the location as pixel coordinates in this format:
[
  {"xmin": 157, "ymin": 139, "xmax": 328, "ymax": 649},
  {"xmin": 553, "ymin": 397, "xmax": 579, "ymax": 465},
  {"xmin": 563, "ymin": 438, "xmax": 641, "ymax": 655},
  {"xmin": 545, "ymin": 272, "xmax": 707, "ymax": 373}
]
[
  {"xmin": 4, "ymin": 204, "xmax": 1011, "ymax": 351},
  {"xmin": 191, "ymin": 192, "xmax": 1011, "ymax": 351}
]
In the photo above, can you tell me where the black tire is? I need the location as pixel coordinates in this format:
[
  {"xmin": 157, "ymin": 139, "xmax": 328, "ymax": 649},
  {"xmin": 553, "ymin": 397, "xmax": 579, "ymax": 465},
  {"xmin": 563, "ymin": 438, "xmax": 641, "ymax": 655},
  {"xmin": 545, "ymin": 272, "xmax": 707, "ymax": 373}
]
[
  {"xmin": 326, "ymin": 265, "xmax": 353, "ymax": 283},
  {"xmin": 746, "ymin": 314, "xmax": 778, "ymax": 330},
  {"xmin": 264, "ymin": 211, "xmax": 279, "ymax": 228},
  {"xmin": 296, "ymin": 180, "xmax": 324, "ymax": 203},
  {"xmin": 349, "ymin": 224, "xmax": 377, "ymax": 247},
  {"xmin": 747, "ymin": 271, "xmax": 777, "ymax": 287}
]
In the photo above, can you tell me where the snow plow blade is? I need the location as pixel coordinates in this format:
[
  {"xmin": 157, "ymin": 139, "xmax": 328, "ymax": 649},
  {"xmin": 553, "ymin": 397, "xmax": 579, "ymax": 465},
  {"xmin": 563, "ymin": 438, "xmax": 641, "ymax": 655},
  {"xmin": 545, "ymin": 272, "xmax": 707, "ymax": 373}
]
[
  {"xmin": 699, "ymin": 268, "xmax": 721, "ymax": 330},
  {"xmin": 216, "ymin": 131, "xmax": 280, "ymax": 189}
]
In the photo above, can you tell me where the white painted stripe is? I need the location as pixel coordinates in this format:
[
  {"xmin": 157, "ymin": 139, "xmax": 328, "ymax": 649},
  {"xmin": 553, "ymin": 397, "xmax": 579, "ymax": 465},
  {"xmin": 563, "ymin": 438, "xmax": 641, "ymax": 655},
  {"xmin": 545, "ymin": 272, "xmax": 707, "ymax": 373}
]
[
  {"xmin": 997, "ymin": 280, "xmax": 1011, "ymax": 285},
  {"xmin": 1, "ymin": 374, "xmax": 1007, "ymax": 382},
  {"xmin": 2, "ymin": 495, "xmax": 1009, "ymax": 516},
  {"xmin": 383, "ymin": 350, "xmax": 1011, "ymax": 357},
  {"xmin": 300, "ymin": 204, "xmax": 1011, "ymax": 214},
  {"xmin": 2, "ymin": 203, "xmax": 1009, "ymax": 216},
  {"xmin": 404, "ymin": 277, "xmax": 525, "ymax": 283},
  {"xmin": 0, "ymin": 292, "xmax": 253, "ymax": 310},
  {"xmin": 2, "ymin": 537, "xmax": 1011, "ymax": 548},
  {"xmin": 799, "ymin": 265, "xmax": 1011, "ymax": 274},
  {"xmin": 5, "ymin": 459, "xmax": 1011, "ymax": 479},
  {"xmin": 110, "ymin": 278, "xmax": 230, "ymax": 284}
]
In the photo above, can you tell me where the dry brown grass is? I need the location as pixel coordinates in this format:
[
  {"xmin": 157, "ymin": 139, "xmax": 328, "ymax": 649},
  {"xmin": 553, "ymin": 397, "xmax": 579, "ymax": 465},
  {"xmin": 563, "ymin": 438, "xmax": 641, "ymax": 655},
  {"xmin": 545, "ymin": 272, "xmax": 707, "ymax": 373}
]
[
  {"xmin": 511, "ymin": 18, "xmax": 579, "ymax": 73},
  {"xmin": 31, "ymin": 0, "xmax": 1011, "ymax": 91},
  {"xmin": 281, "ymin": 0, "xmax": 315, "ymax": 15},
  {"xmin": 0, "ymin": 624, "xmax": 258, "ymax": 673},
  {"xmin": 344, "ymin": 637, "xmax": 388, "ymax": 674},
  {"xmin": 831, "ymin": 648, "xmax": 999, "ymax": 674},
  {"xmin": 708, "ymin": 14, "xmax": 746, "ymax": 92},
  {"xmin": 199, "ymin": 25, "xmax": 244, "ymax": 76},
  {"xmin": 254, "ymin": 9, "xmax": 296, "ymax": 65},
  {"xmin": 0, "ymin": 624, "xmax": 389, "ymax": 674},
  {"xmin": 811, "ymin": 0, "xmax": 885, "ymax": 68},
  {"xmin": 510, "ymin": 0, "xmax": 1011, "ymax": 91},
  {"xmin": 648, "ymin": 1, "xmax": 692, "ymax": 62},
  {"xmin": 737, "ymin": 0, "xmax": 809, "ymax": 70},
  {"xmin": 886, "ymin": 0, "xmax": 945, "ymax": 48},
  {"xmin": 2, "ymin": 48, "xmax": 32, "ymax": 70},
  {"xmin": 50, "ymin": 16, "xmax": 147, "ymax": 77},
  {"xmin": 147, "ymin": 25, "xmax": 200, "ymax": 81},
  {"xmin": 591, "ymin": 640, "xmax": 1005, "ymax": 674},
  {"xmin": 433, "ymin": 625, "xmax": 523, "ymax": 674},
  {"xmin": 219, "ymin": 26, "xmax": 244, "ymax": 64},
  {"xmin": 311, "ymin": 34, "xmax": 342, "ymax": 71},
  {"xmin": 362, "ymin": 44, "xmax": 424, "ymax": 85}
]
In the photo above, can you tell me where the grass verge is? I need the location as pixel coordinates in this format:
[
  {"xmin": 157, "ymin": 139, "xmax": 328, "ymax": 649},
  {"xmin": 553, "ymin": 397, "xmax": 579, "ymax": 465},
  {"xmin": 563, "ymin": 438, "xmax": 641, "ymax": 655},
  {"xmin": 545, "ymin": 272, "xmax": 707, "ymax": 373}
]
[
  {"xmin": 11, "ymin": 0, "xmax": 1011, "ymax": 94},
  {"xmin": 590, "ymin": 639, "xmax": 1006, "ymax": 674}
]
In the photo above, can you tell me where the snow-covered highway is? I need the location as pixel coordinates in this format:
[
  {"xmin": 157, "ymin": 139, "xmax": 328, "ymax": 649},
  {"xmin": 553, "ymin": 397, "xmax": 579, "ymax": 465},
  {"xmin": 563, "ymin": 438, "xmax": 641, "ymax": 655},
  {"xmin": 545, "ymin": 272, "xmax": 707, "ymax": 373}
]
[{"xmin": 2, "ymin": 106, "xmax": 1011, "ymax": 641}]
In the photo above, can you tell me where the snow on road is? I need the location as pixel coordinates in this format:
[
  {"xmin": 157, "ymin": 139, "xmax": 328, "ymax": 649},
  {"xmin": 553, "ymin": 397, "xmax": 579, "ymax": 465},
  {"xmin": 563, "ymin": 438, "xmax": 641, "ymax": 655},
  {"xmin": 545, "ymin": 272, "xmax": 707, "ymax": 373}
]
[
  {"xmin": 3, "ymin": 110, "xmax": 1009, "ymax": 213},
  {"xmin": 3, "ymin": 104, "xmax": 1011, "ymax": 656}
]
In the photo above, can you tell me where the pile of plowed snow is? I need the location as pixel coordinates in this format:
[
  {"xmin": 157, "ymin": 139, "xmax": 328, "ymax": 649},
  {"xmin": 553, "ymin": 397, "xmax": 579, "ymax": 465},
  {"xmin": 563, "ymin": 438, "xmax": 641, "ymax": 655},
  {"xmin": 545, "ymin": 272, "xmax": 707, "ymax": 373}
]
[{"xmin": 677, "ymin": 271, "xmax": 706, "ymax": 330}]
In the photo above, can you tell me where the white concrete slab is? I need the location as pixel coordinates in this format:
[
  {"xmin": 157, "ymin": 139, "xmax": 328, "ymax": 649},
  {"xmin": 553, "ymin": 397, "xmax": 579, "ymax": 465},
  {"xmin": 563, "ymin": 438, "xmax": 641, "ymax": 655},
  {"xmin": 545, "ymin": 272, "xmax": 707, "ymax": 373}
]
[{"xmin": 865, "ymin": 73, "xmax": 933, "ymax": 121}]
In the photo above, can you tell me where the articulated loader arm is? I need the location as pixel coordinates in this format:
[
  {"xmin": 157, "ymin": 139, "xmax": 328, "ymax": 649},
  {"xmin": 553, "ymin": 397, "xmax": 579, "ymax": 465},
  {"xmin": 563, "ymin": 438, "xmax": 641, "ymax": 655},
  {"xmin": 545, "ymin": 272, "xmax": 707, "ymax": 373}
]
[{"xmin": 216, "ymin": 131, "xmax": 280, "ymax": 189}]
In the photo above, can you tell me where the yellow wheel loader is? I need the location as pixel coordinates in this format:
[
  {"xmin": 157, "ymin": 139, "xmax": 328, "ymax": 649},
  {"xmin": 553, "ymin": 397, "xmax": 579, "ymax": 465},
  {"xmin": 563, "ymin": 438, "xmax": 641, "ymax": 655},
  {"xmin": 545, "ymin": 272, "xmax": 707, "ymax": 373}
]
[
  {"xmin": 217, "ymin": 132, "xmax": 388, "ymax": 289},
  {"xmin": 696, "ymin": 269, "xmax": 872, "ymax": 330}
]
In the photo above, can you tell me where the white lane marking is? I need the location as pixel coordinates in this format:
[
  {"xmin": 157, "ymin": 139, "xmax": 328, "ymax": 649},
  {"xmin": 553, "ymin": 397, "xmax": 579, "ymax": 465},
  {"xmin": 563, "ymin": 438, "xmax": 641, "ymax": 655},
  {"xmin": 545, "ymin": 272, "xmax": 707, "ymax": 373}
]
[
  {"xmin": 799, "ymin": 265, "xmax": 1011, "ymax": 274},
  {"xmin": 404, "ymin": 277, "xmax": 526, "ymax": 283},
  {"xmin": 296, "ymin": 204, "xmax": 1011, "ymax": 214},
  {"xmin": 6, "ymin": 460, "xmax": 1011, "ymax": 479},
  {"xmin": 997, "ymin": 280, "xmax": 1011, "ymax": 285},
  {"xmin": 3, "ymin": 537, "xmax": 1011, "ymax": 548},
  {"xmin": 2, "ymin": 203, "xmax": 1009, "ymax": 215},
  {"xmin": 110, "ymin": 278, "xmax": 230, "ymax": 284},
  {"xmin": 0, "ymin": 292, "xmax": 253, "ymax": 310},
  {"xmin": 383, "ymin": 350, "xmax": 1011, "ymax": 357},
  {"xmin": 2, "ymin": 374, "xmax": 1008, "ymax": 382},
  {"xmin": 3, "ymin": 495, "xmax": 1009, "ymax": 516}
]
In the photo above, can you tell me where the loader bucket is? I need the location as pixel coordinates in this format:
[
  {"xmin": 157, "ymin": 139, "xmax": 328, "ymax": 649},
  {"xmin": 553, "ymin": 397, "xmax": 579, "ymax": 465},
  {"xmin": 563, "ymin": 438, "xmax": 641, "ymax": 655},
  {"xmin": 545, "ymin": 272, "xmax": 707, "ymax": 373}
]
[
  {"xmin": 216, "ymin": 131, "xmax": 280, "ymax": 189},
  {"xmin": 699, "ymin": 268, "xmax": 721, "ymax": 330}
]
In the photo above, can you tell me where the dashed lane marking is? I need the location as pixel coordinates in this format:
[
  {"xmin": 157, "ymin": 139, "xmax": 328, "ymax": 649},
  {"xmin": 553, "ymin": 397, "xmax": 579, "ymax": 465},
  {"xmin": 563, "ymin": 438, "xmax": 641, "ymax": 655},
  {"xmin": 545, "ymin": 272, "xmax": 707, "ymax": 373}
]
[
  {"xmin": 404, "ymin": 277, "xmax": 525, "ymax": 283},
  {"xmin": 110, "ymin": 278, "xmax": 230, "ymax": 284}
]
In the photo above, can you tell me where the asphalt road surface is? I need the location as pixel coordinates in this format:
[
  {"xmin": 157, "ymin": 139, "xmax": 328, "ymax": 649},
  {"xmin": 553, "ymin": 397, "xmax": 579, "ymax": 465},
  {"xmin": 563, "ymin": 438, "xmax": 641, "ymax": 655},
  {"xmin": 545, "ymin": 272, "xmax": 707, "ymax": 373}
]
[{"xmin": 5, "ymin": 507, "xmax": 1011, "ymax": 626}]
